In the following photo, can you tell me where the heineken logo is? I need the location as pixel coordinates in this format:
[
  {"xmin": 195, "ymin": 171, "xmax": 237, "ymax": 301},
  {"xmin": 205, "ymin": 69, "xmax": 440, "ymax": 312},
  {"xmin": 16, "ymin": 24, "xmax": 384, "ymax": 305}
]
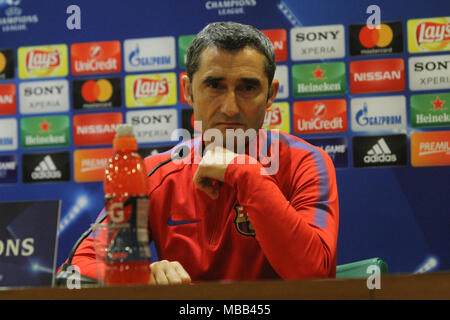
[
  {"xmin": 410, "ymin": 93, "xmax": 450, "ymax": 128},
  {"xmin": 292, "ymin": 62, "xmax": 346, "ymax": 97},
  {"xmin": 20, "ymin": 116, "xmax": 70, "ymax": 148}
]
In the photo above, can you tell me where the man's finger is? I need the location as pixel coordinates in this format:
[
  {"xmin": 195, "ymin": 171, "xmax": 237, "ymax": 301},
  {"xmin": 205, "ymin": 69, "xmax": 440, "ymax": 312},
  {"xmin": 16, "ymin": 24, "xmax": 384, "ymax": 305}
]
[
  {"xmin": 171, "ymin": 261, "xmax": 192, "ymax": 284},
  {"xmin": 149, "ymin": 260, "xmax": 192, "ymax": 285},
  {"xmin": 150, "ymin": 261, "xmax": 169, "ymax": 285}
]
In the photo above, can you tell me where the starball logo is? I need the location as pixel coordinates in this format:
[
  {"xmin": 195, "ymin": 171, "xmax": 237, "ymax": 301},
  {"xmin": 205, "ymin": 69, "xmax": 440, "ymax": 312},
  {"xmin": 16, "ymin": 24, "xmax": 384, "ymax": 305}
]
[{"xmin": 71, "ymin": 41, "xmax": 121, "ymax": 75}]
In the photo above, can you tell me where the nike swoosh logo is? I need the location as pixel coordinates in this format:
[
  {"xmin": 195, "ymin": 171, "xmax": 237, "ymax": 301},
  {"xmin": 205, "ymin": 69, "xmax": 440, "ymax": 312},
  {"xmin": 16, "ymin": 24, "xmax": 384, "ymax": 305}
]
[{"xmin": 167, "ymin": 215, "xmax": 200, "ymax": 226}]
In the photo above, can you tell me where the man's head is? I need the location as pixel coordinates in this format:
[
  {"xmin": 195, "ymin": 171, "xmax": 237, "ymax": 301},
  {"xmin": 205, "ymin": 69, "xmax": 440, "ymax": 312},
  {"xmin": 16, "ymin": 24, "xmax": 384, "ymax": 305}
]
[
  {"xmin": 181, "ymin": 21, "xmax": 279, "ymax": 148},
  {"xmin": 186, "ymin": 21, "xmax": 276, "ymax": 88}
]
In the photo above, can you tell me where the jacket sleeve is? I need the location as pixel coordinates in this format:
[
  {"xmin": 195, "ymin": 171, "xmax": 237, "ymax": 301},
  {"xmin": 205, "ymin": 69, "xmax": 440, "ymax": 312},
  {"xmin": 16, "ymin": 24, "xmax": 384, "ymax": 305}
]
[{"xmin": 224, "ymin": 149, "xmax": 339, "ymax": 279}]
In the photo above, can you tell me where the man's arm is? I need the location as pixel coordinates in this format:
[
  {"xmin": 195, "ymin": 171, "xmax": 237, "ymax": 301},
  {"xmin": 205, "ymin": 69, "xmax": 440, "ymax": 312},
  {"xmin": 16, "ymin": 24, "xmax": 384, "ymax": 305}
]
[{"xmin": 194, "ymin": 146, "xmax": 339, "ymax": 279}]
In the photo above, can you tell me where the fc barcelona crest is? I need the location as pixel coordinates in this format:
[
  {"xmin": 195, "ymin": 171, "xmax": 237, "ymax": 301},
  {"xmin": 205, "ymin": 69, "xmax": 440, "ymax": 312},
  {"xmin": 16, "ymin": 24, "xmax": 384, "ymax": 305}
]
[{"xmin": 234, "ymin": 205, "xmax": 255, "ymax": 237}]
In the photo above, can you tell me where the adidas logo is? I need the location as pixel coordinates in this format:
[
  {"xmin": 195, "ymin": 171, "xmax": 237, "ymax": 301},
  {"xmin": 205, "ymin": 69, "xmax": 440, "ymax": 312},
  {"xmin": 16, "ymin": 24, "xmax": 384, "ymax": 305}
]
[
  {"xmin": 31, "ymin": 155, "xmax": 62, "ymax": 180},
  {"xmin": 363, "ymin": 138, "xmax": 397, "ymax": 163}
]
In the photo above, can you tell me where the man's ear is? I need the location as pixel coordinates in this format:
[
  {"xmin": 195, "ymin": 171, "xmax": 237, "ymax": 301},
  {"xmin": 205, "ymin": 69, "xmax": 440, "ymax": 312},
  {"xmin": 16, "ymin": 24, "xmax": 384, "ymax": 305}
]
[
  {"xmin": 181, "ymin": 74, "xmax": 194, "ymax": 106},
  {"xmin": 266, "ymin": 79, "xmax": 279, "ymax": 109}
]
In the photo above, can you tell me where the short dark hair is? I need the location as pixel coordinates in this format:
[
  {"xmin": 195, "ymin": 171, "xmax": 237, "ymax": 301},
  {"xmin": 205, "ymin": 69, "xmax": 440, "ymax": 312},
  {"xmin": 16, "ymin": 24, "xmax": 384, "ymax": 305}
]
[{"xmin": 186, "ymin": 21, "xmax": 276, "ymax": 85}]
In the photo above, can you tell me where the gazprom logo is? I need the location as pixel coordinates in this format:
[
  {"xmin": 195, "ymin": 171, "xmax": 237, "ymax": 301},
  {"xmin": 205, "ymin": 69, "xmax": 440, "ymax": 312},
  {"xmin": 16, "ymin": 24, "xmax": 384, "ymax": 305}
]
[
  {"xmin": 124, "ymin": 37, "xmax": 176, "ymax": 72},
  {"xmin": 128, "ymin": 44, "xmax": 172, "ymax": 68},
  {"xmin": 355, "ymin": 102, "xmax": 403, "ymax": 126},
  {"xmin": 351, "ymin": 96, "xmax": 406, "ymax": 132}
]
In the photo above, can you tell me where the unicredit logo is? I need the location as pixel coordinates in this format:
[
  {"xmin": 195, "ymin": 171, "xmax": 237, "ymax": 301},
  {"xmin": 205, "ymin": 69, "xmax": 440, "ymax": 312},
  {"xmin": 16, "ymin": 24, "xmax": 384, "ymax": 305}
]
[
  {"xmin": 74, "ymin": 57, "xmax": 117, "ymax": 73},
  {"xmin": 293, "ymin": 99, "xmax": 347, "ymax": 134},
  {"xmin": 297, "ymin": 117, "xmax": 344, "ymax": 131},
  {"xmin": 71, "ymin": 41, "xmax": 121, "ymax": 75}
]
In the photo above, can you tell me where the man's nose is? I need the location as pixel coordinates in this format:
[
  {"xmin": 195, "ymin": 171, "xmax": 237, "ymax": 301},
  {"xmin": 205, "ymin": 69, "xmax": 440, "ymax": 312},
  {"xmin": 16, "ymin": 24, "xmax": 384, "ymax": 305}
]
[{"xmin": 220, "ymin": 90, "xmax": 240, "ymax": 117}]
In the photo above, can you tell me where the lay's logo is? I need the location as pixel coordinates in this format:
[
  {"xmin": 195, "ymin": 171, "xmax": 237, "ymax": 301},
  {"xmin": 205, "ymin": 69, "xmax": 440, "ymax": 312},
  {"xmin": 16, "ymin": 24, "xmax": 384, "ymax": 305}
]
[
  {"xmin": 416, "ymin": 22, "xmax": 450, "ymax": 45},
  {"xmin": 26, "ymin": 49, "xmax": 60, "ymax": 70},
  {"xmin": 18, "ymin": 45, "xmax": 68, "ymax": 79},
  {"xmin": 263, "ymin": 102, "xmax": 291, "ymax": 134},
  {"xmin": 133, "ymin": 78, "xmax": 169, "ymax": 98},
  {"xmin": 408, "ymin": 17, "xmax": 450, "ymax": 53},
  {"xmin": 264, "ymin": 107, "xmax": 282, "ymax": 126},
  {"xmin": 125, "ymin": 73, "xmax": 177, "ymax": 107}
]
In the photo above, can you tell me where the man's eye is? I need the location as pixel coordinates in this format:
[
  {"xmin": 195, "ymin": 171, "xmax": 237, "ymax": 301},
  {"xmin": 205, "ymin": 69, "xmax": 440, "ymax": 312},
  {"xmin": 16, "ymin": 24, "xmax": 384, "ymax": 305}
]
[{"xmin": 207, "ymin": 82, "xmax": 220, "ymax": 89}]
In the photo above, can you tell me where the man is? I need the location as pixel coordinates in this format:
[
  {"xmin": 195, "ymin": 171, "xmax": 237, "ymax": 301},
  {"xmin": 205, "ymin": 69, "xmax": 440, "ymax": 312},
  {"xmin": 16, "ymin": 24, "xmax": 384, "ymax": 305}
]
[{"xmin": 68, "ymin": 21, "xmax": 339, "ymax": 284}]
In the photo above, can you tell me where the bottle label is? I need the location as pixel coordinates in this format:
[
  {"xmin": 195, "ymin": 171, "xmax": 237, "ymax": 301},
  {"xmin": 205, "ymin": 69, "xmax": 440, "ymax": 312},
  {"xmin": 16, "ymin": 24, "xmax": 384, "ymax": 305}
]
[{"xmin": 104, "ymin": 195, "xmax": 150, "ymax": 262}]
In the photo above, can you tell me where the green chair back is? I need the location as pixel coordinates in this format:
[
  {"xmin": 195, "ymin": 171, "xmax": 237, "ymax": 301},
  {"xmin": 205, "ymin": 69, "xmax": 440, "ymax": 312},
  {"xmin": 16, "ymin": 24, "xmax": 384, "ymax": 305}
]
[{"xmin": 336, "ymin": 257, "xmax": 388, "ymax": 278}]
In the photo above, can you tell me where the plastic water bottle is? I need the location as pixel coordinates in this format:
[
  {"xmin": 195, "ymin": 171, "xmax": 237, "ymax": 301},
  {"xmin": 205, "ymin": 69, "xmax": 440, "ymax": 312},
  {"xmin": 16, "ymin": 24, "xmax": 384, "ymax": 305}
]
[{"xmin": 103, "ymin": 124, "xmax": 151, "ymax": 285}]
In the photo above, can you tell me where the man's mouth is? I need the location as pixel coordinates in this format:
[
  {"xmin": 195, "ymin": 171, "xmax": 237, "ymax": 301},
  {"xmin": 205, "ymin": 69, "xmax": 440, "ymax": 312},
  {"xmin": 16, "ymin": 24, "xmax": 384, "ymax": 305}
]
[{"xmin": 215, "ymin": 122, "xmax": 244, "ymax": 128}]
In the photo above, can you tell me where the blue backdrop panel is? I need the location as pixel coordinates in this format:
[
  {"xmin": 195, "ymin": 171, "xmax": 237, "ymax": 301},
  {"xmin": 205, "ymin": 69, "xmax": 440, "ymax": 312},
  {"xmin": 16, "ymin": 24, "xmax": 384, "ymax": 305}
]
[{"xmin": 0, "ymin": 0, "xmax": 449, "ymax": 276}]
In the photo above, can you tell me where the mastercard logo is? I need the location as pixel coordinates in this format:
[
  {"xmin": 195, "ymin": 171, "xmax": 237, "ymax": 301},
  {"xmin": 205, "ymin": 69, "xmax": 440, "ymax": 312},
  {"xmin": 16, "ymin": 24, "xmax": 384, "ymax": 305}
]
[
  {"xmin": 0, "ymin": 52, "xmax": 6, "ymax": 73},
  {"xmin": 359, "ymin": 24, "xmax": 393, "ymax": 48},
  {"xmin": 81, "ymin": 79, "xmax": 113, "ymax": 103}
]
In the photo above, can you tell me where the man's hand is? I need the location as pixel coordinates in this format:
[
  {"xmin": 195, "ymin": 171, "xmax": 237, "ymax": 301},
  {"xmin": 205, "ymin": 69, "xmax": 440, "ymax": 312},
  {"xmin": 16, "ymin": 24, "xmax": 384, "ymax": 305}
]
[
  {"xmin": 193, "ymin": 146, "xmax": 238, "ymax": 200},
  {"xmin": 149, "ymin": 260, "xmax": 191, "ymax": 285}
]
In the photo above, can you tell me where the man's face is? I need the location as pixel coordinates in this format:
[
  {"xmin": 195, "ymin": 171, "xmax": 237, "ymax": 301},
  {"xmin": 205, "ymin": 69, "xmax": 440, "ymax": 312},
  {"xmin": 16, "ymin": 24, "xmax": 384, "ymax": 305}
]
[{"xmin": 182, "ymin": 46, "xmax": 279, "ymax": 148}]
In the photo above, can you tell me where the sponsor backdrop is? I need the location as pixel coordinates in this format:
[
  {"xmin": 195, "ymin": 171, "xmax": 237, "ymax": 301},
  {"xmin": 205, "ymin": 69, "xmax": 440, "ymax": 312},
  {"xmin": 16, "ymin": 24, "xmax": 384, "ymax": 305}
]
[{"xmin": 0, "ymin": 0, "xmax": 449, "ymax": 277}]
